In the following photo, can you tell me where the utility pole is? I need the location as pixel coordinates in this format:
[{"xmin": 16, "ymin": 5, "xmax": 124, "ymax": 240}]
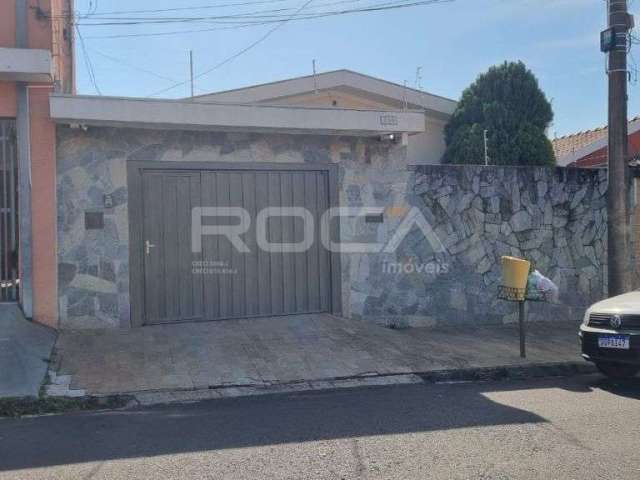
[
  {"xmin": 189, "ymin": 50, "xmax": 195, "ymax": 98},
  {"xmin": 603, "ymin": 0, "xmax": 634, "ymax": 295}
]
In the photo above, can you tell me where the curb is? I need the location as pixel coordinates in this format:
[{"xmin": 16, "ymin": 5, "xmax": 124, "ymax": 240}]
[
  {"xmin": 130, "ymin": 361, "xmax": 598, "ymax": 407},
  {"xmin": 2, "ymin": 359, "xmax": 598, "ymax": 416},
  {"xmin": 417, "ymin": 361, "xmax": 597, "ymax": 383}
]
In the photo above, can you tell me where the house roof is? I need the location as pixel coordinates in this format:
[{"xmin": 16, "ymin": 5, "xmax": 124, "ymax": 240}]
[
  {"xmin": 552, "ymin": 127, "xmax": 609, "ymax": 162},
  {"xmin": 49, "ymin": 94, "xmax": 426, "ymax": 136},
  {"xmin": 191, "ymin": 69, "xmax": 457, "ymax": 120},
  {"xmin": 553, "ymin": 116, "xmax": 640, "ymax": 166}
]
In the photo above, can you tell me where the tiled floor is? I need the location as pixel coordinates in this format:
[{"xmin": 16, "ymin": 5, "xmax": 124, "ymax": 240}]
[{"xmin": 52, "ymin": 314, "xmax": 584, "ymax": 395}]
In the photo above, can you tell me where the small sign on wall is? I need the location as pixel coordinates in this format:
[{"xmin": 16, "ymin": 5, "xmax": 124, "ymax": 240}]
[
  {"xmin": 85, "ymin": 211, "xmax": 104, "ymax": 230},
  {"xmin": 379, "ymin": 115, "xmax": 399, "ymax": 127}
]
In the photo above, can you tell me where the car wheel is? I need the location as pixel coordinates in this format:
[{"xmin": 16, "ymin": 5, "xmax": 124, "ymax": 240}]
[{"xmin": 595, "ymin": 361, "xmax": 640, "ymax": 379}]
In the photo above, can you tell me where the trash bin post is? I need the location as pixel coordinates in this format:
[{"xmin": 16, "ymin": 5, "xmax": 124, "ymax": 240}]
[
  {"xmin": 518, "ymin": 300, "xmax": 526, "ymax": 359},
  {"xmin": 498, "ymin": 256, "xmax": 532, "ymax": 360},
  {"xmin": 498, "ymin": 258, "xmax": 556, "ymax": 359}
]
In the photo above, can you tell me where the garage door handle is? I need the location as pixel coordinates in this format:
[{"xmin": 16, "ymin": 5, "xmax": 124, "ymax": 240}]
[{"xmin": 145, "ymin": 240, "xmax": 156, "ymax": 255}]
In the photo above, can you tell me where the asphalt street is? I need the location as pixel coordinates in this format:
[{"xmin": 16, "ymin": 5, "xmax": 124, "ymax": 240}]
[{"xmin": 1, "ymin": 374, "xmax": 639, "ymax": 479}]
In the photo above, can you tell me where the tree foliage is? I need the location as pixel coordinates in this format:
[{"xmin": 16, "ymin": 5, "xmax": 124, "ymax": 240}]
[{"xmin": 442, "ymin": 61, "xmax": 556, "ymax": 166}]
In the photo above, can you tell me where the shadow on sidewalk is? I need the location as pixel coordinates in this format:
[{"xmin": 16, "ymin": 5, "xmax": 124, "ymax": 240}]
[{"xmin": 3, "ymin": 375, "xmax": 631, "ymax": 472}]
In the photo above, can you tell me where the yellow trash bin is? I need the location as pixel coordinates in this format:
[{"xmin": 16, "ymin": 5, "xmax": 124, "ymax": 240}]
[{"xmin": 501, "ymin": 256, "xmax": 530, "ymax": 299}]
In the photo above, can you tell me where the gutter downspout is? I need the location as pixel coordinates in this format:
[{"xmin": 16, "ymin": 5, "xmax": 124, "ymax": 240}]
[{"xmin": 16, "ymin": 0, "xmax": 33, "ymax": 319}]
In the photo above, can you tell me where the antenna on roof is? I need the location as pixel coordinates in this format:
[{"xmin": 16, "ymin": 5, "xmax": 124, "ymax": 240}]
[
  {"xmin": 189, "ymin": 50, "xmax": 195, "ymax": 98},
  {"xmin": 312, "ymin": 59, "xmax": 319, "ymax": 94},
  {"xmin": 402, "ymin": 80, "xmax": 408, "ymax": 111},
  {"xmin": 484, "ymin": 129, "xmax": 490, "ymax": 166},
  {"xmin": 415, "ymin": 66, "xmax": 423, "ymax": 90}
]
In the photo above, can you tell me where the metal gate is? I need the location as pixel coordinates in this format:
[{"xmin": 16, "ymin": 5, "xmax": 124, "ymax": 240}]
[
  {"xmin": 0, "ymin": 120, "xmax": 18, "ymax": 302},
  {"xmin": 128, "ymin": 162, "xmax": 341, "ymax": 326}
]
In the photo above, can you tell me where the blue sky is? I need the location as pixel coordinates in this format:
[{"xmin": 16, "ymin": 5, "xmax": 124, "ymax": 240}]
[{"xmin": 74, "ymin": 0, "xmax": 639, "ymax": 137}]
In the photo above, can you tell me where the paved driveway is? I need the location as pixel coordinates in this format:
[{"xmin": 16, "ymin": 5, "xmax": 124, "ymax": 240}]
[{"xmin": 52, "ymin": 315, "xmax": 585, "ymax": 395}]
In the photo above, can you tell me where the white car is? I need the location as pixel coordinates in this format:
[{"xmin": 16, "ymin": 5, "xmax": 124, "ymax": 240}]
[{"xmin": 580, "ymin": 291, "xmax": 640, "ymax": 378}]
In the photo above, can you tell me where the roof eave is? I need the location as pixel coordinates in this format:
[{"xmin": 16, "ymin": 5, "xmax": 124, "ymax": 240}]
[{"xmin": 49, "ymin": 94, "xmax": 427, "ymax": 136}]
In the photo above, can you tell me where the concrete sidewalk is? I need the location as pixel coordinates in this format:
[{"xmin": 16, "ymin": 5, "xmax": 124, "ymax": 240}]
[
  {"xmin": 0, "ymin": 305, "xmax": 56, "ymax": 398},
  {"xmin": 49, "ymin": 314, "xmax": 589, "ymax": 401}
]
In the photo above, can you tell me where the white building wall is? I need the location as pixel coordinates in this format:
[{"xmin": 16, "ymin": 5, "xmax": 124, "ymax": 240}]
[{"xmin": 407, "ymin": 118, "xmax": 447, "ymax": 165}]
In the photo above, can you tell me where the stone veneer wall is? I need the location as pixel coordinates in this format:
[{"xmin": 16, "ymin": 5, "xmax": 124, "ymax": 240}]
[
  {"xmin": 56, "ymin": 126, "xmax": 395, "ymax": 328},
  {"xmin": 57, "ymin": 125, "xmax": 608, "ymax": 329},
  {"xmin": 342, "ymin": 164, "xmax": 608, "ymax": 326}
]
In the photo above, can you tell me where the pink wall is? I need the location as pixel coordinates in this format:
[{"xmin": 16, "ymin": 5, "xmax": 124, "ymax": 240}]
[
  {"xmin": 30, "ymin": 87, "xmax": 58, "ymax": 328},
  {"xmin": 0, "ymin": 0, "xmax": 74, "ymax": 328},
  {"xmin": 0, "ymin": 1, "xmax": 17, "ymax": 118},
  {"xmin": 0, "ymin": 1, "xmax": 17, "ymax": 47},
  {"xmin": 0, "ymin": 84, "xmax": 18, "ymax": 117}
]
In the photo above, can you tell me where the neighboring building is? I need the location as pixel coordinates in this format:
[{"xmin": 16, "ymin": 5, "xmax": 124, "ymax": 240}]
[
  {"xmin": 191, "ymin": 70, "xmax": 458, "ymax": 165},
  {"xmin": 552, "ymin": 116, "xmax": 640, "ymax": 168},
  {"xmin": 0, "ymin": 0, "xmax": 74, "ymax": 327}
]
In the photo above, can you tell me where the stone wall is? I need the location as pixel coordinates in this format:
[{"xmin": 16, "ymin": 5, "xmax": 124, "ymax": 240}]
[
  {"xmin": 56, "ymin": 126, "xmax": 393, "ymax": 328},
  {"xmin": 57, "ymin": 125, "xmax": 608, "ymax": 329},
  {"xmin": 342, "ymin": 164, "xmax": 608, "ymax": 327}
]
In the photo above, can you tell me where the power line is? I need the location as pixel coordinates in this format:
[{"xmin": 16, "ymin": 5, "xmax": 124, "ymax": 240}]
[
  {"xmin": 52, "ymin": 0, "xmax": 352, "ymax": 21},
  {"xmin": 83, "ymin": 0, "xmax": 368, "ymax": 39},
  {"xmin": 76, "ymin": 6, "xmax": 300, "ymax": 24},
  {"xmin": 75, "ymin": 24, "xmax": 102, "ymax": 94},
  {"xmin": 86, "ymin": 21, "xmax": 269, "ymax": 39},
  {"xmin": 87, "ymin": 47, "xmax": 187, "ymax": 85},
  {"xmin": 68, "ymin": 0, "xmax": 453, "ymax": 27},
  {"xmin": 147, "ymin": 0, "xmax": 316, "ymax": 97},
  {"xmin": 77, "ymin": 0, "xmax": 291, "ymax": 17},
  {"xmin": 72, "ymin": 0, "xmax": 454, "ymax": 97}
]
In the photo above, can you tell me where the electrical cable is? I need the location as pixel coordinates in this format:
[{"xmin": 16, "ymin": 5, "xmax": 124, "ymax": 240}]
[
  {"xmin": 75, "ymin": 24, "xmax": 102, "ymax": 94},
  {"xmin": 70, "ymin": 0, "xmax": 453, "ymax": 97},
  {"xmin": 77, "ymin": 0, "xmax": 291, "ymax": 17},
  {"xmin": 82, "ymin": 0, "xmax": 370, "ymax": 39},
  {"xmin": 86, "ymin": 21, "xmax": 270, "ymax": 39},
  {"xmin": 146, "ymin": 0, "xmax": 316, "ymax": 97},
  {"xmin": 77, "ymin": 0, "xmax": 370, "ymax": 23},
  {"xmin": 87, "ymin": 47, "xmax": 188, "ymax": 85},
  {"xmin": 61, "ymin": 0, "xmax": 453, "ymax": 27}
]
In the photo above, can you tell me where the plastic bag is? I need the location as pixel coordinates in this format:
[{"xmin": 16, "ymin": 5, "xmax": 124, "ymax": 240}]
[{"xmin": 526, "ymin": 270, "xmax": 559, "ymax": 303}]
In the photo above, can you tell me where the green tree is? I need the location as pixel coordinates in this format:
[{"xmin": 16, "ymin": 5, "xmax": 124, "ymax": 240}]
[{"xmin": 442, "ymin": 61, "xmax": 556, "ymax": 166}]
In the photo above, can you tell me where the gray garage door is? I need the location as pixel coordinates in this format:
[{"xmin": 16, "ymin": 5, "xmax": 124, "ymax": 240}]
[{"xmin": 139, "ymin": 166, "xmax": 336, "ymax": 325}]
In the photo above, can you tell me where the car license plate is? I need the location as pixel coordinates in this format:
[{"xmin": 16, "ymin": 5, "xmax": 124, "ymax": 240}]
[{"xmin": 598, "ymin": 334, "xmax": 630, "ymax": 350}]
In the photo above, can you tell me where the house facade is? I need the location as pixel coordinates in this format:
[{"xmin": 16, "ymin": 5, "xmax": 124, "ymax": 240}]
[
  {"xmin": 51, "ymin": 95, "xmax": 430, "ymax": 328},
  {"xmin": 0, "ymin": 7, "xmax": 611, "ymax": 331},
  {"xmin": 0, "ymin": 0, "xmax": 74, "ymax": 328},
  {"xmin": 191, "ymin": 70, "xmax": 457, "ymax": 166},
  {"xmin": 50, "ymin": 94, "xmax": 608, "ymax": 330}
]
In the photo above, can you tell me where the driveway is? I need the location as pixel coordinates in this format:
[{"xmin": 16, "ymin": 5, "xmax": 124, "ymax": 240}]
[{"xmin": 52, "ymin": 315, "xmax": 585, "ymax": 396}]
